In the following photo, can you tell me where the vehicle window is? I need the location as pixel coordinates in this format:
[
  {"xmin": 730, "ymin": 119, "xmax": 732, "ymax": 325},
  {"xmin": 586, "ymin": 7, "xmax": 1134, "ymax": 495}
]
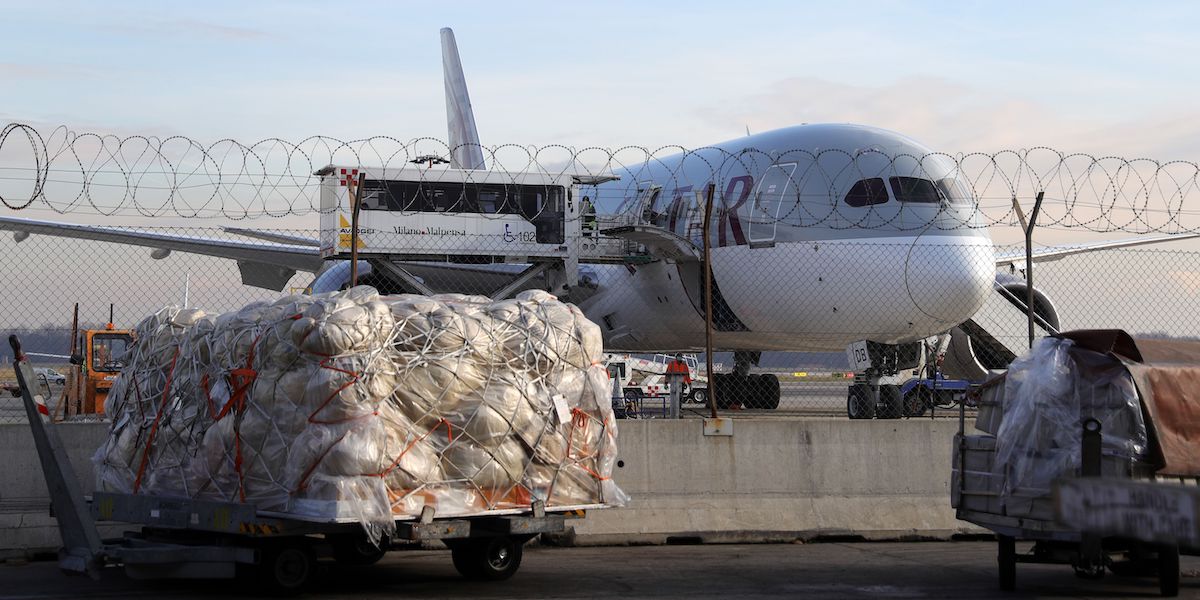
[
  {"xmin": 92, "ymin": 334, "xmax": 131, "ymax": 372},
  {"xmin": 936, "ymin": 177, "xmax": 973, "ymax": 206},
  {"xmin": 844, "ymin": 178, "xmax": 889, "ymax": 207},
  {"xmin": 889, "ymin": 177, "xmax": 942, "ymax": 204},
  {"xmin": 360, "ymin": 180, "xmax": 566, "ymax": 216}
]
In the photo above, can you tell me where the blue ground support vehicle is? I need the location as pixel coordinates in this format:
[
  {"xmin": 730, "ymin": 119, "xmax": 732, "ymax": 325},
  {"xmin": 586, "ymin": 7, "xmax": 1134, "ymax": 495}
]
[{"xmin": 899, "ymin": 374, "xmax": 973, "ymax": 417}]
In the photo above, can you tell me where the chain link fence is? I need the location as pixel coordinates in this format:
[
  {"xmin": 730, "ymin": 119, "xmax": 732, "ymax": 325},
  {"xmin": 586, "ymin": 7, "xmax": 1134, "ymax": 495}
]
[
  {"xmin": 0, "ymin": 222, "xmax": 1196, "ymax": 423},
  {"xmin": 4, "ymin": 127, "xmax": 1200, "ymax": 422}
]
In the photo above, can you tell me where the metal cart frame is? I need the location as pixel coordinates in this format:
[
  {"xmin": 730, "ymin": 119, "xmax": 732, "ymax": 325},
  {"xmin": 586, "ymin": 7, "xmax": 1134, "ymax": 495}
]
[{"xmin": 955, "ymin": 397, "xmax": 1186, "ymax": 596}]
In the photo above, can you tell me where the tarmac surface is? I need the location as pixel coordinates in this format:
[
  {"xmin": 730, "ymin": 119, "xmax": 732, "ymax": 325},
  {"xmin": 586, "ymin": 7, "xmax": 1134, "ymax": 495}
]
[{"xmin": 1, "ymin": 542, "xmax": 1196, "ymax": 599}]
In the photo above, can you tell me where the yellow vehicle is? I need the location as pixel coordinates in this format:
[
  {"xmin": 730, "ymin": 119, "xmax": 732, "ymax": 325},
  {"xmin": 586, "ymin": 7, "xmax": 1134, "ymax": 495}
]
[
  {"xmin": 58, "ymin": 305, "xmax": 133, "ymax": 417},
  {"xmin": 70, "ymin": 324, "xmax": 134, "ymax": 414}
]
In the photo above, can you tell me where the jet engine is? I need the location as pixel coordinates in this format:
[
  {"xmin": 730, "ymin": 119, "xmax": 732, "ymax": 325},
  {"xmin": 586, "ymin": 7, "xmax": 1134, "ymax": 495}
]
[{"xmin": 941, "ymin": 273, "xmax": 1061, "ymax": 381}]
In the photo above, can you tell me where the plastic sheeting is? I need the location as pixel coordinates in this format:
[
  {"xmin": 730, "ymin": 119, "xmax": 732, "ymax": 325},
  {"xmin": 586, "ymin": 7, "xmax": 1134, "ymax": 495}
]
[
  {"xmin": 994, "ymin": 336, "xmax": 1148, "ymax": 498},
  {"xmin": 94, "ymin": 287, "xmax": 628, "ymax": 544}
]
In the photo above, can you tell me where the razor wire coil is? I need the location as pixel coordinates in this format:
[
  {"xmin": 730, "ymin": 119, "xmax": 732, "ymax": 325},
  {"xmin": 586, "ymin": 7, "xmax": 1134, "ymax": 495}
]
[{"xmin": 3, "ymin": 123, "xmax": 1200, "ymax": 233}]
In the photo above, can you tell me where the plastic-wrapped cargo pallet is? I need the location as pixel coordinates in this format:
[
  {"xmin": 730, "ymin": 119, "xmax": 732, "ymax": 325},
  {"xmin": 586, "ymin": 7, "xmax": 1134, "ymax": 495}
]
[
  {"xmin": 953, "ymin": 334, "xmax": 1151, "ymax": 521},
  {"xmin": 94, "ymin": 287, "xmax": 628, "ymax": 543}
]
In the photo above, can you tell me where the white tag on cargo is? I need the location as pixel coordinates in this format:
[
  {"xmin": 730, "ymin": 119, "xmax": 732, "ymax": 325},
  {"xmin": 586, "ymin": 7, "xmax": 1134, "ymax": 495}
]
[{"xmin": 552, "ymin": 393, "xmax": 570, "ymax": 425}]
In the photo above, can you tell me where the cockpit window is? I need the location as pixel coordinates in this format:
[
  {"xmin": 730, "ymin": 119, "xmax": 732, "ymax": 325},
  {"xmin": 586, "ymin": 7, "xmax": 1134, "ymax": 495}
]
[
  {"xmin": 844, "ymin": 178, "xmax": 889, "ymax": 207},
  {"xmin": 889, "ymin": 176, "xmax": 942, "ymax": 204},
  {"xmin": 936, "ymin": 177, "xmax": 973, "ymax": 206}
]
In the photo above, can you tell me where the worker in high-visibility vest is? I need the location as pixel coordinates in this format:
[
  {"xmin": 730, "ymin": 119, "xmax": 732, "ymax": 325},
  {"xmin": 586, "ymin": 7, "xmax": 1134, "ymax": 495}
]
[{"xmin": 665, "ymin": 353, "xmax": 692, "ymax": 397}]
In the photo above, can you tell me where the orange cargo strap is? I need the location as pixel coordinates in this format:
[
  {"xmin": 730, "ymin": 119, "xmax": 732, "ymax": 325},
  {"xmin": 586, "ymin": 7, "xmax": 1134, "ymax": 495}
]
[{"xmin": 132, "ymin": 347, "xmax": 180, "ymax": 494}]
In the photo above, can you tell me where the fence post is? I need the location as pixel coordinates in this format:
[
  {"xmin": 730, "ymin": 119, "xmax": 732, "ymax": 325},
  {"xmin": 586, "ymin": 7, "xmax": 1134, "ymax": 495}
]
[
  {"xmin": 1024, "ymin": 191, "xmax": 1045, "ymax": 348},
  {"xmin": 702, "ymin": 183, "xmax": 718, "ymax": 418}
]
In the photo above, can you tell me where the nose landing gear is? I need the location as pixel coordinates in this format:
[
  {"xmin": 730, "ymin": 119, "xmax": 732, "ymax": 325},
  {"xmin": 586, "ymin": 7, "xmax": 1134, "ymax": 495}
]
[{"xmin": 711, "ymin": 351, "xmax": 781, "ymax": 410}]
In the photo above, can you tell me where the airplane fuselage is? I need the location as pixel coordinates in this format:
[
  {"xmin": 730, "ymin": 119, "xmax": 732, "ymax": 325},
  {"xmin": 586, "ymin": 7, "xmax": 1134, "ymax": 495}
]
[{"xmin": 576, "ymin": 124, "xmax": 996, "ymax": 353}]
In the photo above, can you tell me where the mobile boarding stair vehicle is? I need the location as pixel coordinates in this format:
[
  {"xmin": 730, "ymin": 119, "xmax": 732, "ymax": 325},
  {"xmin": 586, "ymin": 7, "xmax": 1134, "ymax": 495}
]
[
  {"xmin": 953, "ymin": 330, "xmax": 1200, "ymax": 597},
  {"xmin": 10, "ymin": 335, "xmax": 594, "ymax": 593}
]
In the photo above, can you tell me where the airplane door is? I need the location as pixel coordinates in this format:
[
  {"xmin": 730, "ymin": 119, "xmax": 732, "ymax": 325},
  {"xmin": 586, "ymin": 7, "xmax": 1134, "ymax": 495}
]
[{"xmin": 748, "ymin": 163, "xmax": 797, "ymax": 246}]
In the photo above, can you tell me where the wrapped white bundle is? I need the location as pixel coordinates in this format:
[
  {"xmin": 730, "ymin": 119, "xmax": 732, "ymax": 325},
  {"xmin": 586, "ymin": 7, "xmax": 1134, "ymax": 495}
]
[
  {"xmin": 94, "ymin": 306, "xmax": 207, "ymax": 494},
  {"xmin": 95, "ymin": 286, "xmax": 627, "ymax": 544}
]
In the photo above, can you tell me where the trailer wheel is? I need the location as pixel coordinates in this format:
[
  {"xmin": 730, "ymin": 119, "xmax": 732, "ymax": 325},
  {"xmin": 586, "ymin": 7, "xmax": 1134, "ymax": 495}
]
[
  {"xmin": 847, "ymin": 384, "xmax": 874, "ymax": 419},
  {"xmin": 1158, "ymin": 544, "xmax": 1180, "ymax": 597},
  {"xmin": 688, "ymin": 388, "xmax": 708, "ymax": 405},
  {"xmin": 259, "ymin": 543, "xmax": 315, "ymax": 595},
  {"xmin": 331, "ymin": 533, "xmax": 388, "ymax": 566},
  {"xmin": 998, "ymin": 535, "xmax": 1016, "ymax": 591},
  {"xmin": 451, "ymin": 536, "xmax": 523, "ymax": 581}
]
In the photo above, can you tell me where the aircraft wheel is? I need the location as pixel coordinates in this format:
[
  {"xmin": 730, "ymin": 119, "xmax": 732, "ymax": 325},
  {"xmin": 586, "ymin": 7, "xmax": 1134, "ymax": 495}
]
[
  {"xmin": 760, "ymin": 374, "xmax": 780, "ymax": 409},
  {"xmin": 739, "ymin": 374, "xmax": 759, "ymax": 409},
  {"xmin": 847, "ymin": 384, "xmax": 874, "ymax": 419},
  {"xmin": 712, "ymin": 374, "xmax": 737, "ymax": 409}
]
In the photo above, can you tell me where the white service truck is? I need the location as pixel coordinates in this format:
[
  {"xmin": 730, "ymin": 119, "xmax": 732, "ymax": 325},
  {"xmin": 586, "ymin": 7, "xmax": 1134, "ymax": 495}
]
[{"xmin": 604, "ymin": 353, "xmax": 711, "ymax": 406}]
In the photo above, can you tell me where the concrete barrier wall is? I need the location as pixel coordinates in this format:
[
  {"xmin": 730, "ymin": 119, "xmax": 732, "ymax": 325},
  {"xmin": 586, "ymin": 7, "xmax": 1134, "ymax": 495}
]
[
  {"xmin": 574, "ymin": 419, "xmax": 975, "ymax": 544},
  {"xmin": 0, "ymin": 419, "xmax": 975, "ymax": 557},
  {"xmin": 0, "ymin": 422, "xmax": 117, "ymax": 558}
]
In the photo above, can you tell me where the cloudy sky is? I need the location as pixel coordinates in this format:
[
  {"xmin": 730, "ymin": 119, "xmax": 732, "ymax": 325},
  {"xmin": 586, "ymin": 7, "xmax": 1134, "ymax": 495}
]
[
  {"xmin": 4, "ymin": 1, "xmax": 1200, "ymax": 157},
  {"xmin": 1, "ymin": 1, "xmax": 1199, "ymax": 335}
]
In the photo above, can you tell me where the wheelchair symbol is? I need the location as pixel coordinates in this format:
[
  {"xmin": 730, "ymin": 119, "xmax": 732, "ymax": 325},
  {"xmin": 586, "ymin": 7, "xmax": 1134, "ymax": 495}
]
[{"xmin": 503, "ymin": 223, "xmax": 516, "ymax": 243}]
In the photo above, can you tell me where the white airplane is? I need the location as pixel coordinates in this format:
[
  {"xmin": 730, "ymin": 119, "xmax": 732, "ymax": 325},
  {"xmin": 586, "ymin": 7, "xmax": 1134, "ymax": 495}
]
[{"xmin": 0, "ymin": 28, "xmax": 1193, "ymax": 413}]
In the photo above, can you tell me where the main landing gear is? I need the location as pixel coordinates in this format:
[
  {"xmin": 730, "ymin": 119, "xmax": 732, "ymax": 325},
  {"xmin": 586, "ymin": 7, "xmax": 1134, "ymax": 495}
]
[{"xmin": 712, "ymin": 351, "xmax": 781, "ymax": 410}]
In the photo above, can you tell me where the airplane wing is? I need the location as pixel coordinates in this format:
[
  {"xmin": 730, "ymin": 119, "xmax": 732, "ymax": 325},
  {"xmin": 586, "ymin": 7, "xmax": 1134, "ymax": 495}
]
[
  {"xmin": 0, "ymin": 214, "xmax": 599, "ymax": 300},
  {"xmin": 995, "ymin": 233, "xmax": 1200, "ymax": 269},
  {"xmin": 0, "ymin": 215, "xmax": 324, "ymax": 291},
  {"xmin": 222, "ymin": 226, "xmax": 320, "ymax": 247}
]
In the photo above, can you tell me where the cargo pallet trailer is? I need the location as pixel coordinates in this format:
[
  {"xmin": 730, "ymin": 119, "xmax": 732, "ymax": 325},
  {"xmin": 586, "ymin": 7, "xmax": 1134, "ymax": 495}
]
[
  {"xmin": 952, "ymin": 331, "xmax": 1200, "ymax": 598},
  {"xmin": 955, "ymin": 417, "xmax": 1189, "ymax": 596},
  {"xmin": 10, "ymin": 335, "xmax": 593, "ymax": 593}
]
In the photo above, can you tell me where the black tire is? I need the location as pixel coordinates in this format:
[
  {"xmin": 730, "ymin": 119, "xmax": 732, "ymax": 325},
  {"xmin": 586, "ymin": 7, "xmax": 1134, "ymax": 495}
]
[
  {"xmin": 877, "ymin": 385, "xmax": 903, "ymax": 419},
  {"xmin": 712, "ymin": 374, "xmax": 737, "ymax": 409},
  {"xmin": 1158, "ymin": 544, "xmax": 1180, "ymax": 597},
  {"xmin": 259, "ymin": 543, "xmax": 315, "ymax": 595},
  {"xmin": 847, "ymin": 384, "xmax": 874, "ymax": 419},
  {"xmin": 760, "ymin": 374, "xmax": 781, "ymax": 410},
  {"xmin": 902, "ymin": 388, "xmax": 929, "ymax": 417},
  {"xmin": 451, "ymin": 536, "xmax": 523, "ymax": 581},
  {"xmin": 622, "ymin": 389, "xmax": 643, "ymax": 418},
  {"xmin": 933, "ymin": 390, "xmax": 958, "ymax": 410},
  {"xmin": 331, "ymin": 533, "xmax": 388, "ymax": 566},
  {"xmin": 688, "ymin": 387, "xmax": 708, "ymax": 406},
  {"xmin": 998, "ymin": 535, "xmax": 1016, "ymax": 591},
  {"xmin": 743, "ymin": 374, "xmax": 764, "ymax": 409}
]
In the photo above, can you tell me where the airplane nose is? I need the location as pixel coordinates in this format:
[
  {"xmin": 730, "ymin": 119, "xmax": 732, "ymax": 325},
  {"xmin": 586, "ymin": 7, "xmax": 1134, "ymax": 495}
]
[{"xmin": 903, "ymin": 235, "xmax": 994, "ymax": 327}]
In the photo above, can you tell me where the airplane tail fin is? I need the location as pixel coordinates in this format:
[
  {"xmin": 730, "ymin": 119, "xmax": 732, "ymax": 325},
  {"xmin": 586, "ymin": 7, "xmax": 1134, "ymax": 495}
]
[{"xmin": 440, "ymin": 27, "xmax": 485, "ymax": 170}]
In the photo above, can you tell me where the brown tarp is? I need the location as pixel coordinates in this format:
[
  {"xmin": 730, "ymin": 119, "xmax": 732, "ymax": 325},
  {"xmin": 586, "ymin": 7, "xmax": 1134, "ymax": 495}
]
[{"xmin": 1057, "ymin": 330, "xmax": 1200, "ymax": 477}]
